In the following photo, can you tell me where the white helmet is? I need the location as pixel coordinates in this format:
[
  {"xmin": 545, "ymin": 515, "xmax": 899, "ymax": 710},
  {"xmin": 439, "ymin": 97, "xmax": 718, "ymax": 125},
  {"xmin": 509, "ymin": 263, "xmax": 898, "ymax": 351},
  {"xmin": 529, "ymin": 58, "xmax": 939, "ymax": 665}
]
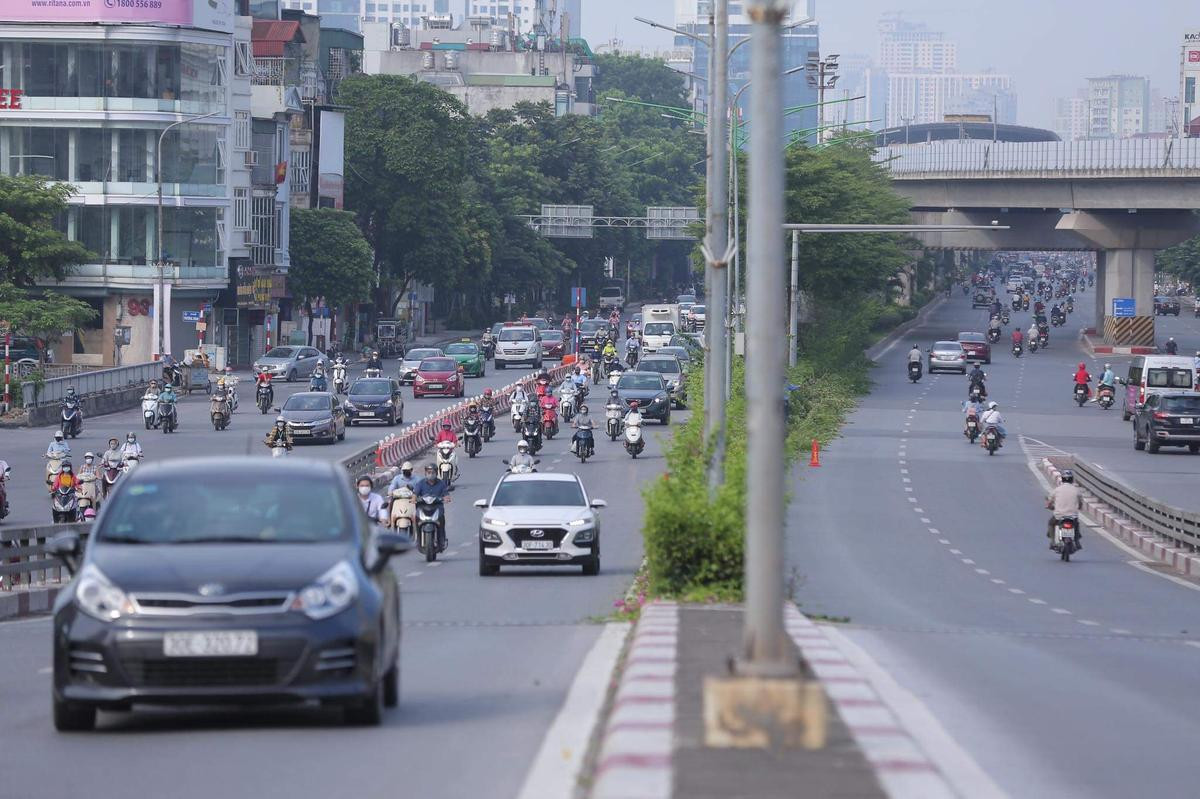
[
  {"xmin": 988, "ymin": 401, "xmax": 998, "ymax": 410},
  {"xmin": 517, "ymin": 440, "xmax": 529, "ymax": 452}
]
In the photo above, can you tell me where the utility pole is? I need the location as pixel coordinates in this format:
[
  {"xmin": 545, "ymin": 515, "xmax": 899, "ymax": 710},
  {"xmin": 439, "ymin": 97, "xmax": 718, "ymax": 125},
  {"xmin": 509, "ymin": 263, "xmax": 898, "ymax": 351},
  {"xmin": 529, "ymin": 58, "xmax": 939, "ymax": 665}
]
[
  {"xmin": 788, "ymin": 229, "xmax": 799, "ymax": 367},
  {"xmin": 740, "ymin": 0, "xmax": 793, "ymax": 676},
  {"xmin": 806, "ymin": 53, "xmax": 839, "ymax": 144},
  {"xmin": 703, "ymin": 0, "xmax": 731, "ymax": 489}
]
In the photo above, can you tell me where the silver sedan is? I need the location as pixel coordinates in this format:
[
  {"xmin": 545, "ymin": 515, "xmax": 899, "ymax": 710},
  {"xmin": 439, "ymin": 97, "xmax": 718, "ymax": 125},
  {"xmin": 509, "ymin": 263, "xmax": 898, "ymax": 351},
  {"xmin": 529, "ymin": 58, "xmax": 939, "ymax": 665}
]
[{"xmin": 928, "ymin": 341, "xmax": 968, "ymax": 374}]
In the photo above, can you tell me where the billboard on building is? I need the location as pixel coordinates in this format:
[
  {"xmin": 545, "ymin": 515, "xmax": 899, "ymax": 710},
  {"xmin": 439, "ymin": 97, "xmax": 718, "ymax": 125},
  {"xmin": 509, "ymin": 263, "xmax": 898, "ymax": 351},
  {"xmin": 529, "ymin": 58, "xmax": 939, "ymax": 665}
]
[
  {"xmin": 1, "ymin": 0, "xmax": 233, "ymax": 33},
  {"xmin": 316, "ymin": 109, "xmax": 345, "ymax": 210}
]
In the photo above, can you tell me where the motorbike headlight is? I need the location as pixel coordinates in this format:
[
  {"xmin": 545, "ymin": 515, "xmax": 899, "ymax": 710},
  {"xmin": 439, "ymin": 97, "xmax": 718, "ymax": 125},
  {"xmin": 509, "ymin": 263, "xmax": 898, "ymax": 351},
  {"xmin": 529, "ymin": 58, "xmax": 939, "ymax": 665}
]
[
  {"xmin": 291, "ymin": 560, "xmax": 358, "ymax": 620},
  {"xmin": 482, "ymin": 517, "xmax": 509, "ymax": 528},
  {"xmin": 74, "ymin": 564, "xmax": 133, "ymax": 622}
]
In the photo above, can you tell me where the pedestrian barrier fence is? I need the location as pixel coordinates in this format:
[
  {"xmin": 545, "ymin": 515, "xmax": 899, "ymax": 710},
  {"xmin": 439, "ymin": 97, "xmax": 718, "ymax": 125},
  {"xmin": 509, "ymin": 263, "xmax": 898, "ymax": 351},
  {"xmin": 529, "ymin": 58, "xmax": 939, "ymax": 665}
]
[
  {"xmin": 1054, "ymin": 455, "xmax": 1200, "ymax": 552},
  {"xmin": 21, "ymin": 361, "xmax": 160, "ymax": 408},
  {"xmin": 1, "ymin": 524, "xmax": 87, "ymax": 591},
  {"xmin": 340, "ymin": 364, "xmax": 575, "ymax": 478}
]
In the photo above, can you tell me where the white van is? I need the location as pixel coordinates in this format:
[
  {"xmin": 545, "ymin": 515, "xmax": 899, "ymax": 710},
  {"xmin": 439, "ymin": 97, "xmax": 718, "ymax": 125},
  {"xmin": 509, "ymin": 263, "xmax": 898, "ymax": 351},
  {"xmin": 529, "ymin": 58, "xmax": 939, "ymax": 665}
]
[
  {"xmin": 1121, "ymin": 355, "xmax": 1197, "ymax": 420},
  {"xmin": 599, "ymin": 286, "xmax": 625, "ymax": 311}
]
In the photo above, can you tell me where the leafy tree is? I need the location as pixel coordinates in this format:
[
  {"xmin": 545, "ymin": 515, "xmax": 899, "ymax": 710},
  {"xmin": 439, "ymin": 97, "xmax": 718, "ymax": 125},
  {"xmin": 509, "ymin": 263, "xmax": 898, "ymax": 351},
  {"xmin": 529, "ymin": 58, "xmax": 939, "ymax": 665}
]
[
  {"xmin": 0, "ymin": 282, "xmax": 96, "ymax": 359},
  {"xmin": 1158, "ymin": 234, "xmax": 1200, "ymax": 286},
  {"xmin": 594, "ymin": 54, "xmax": 690, "ymax": 109},
  {"xmin": 288, "ymin": 208, "xmax": 375, "ymax": 319},
  {"xmin": 0, "ymin": 175, "xmax": 94, "ymax": 287}
]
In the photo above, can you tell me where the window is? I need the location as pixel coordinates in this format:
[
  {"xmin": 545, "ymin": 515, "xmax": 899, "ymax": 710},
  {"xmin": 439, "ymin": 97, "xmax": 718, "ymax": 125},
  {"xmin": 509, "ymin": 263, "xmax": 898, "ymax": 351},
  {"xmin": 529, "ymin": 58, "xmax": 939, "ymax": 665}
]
[
  {"xmin": 291, "ymin": 146, "xmax": 311, "ymax": 194},
  {"xmin": 1187, "ymin": 77, "xmax": 1196, "ymax": 105},
  {"xmin": 234, "ymin": 187, "xmax": 250, "ymax": 230},
  {"xmin": 251, "ymin": 193, "xmax": 279, "ymax": 266},
  {"xmin": 234, "ymin": 41, "xmax": 254, "ymax": 77},
  {"xmin": 233, "ymin": 111, "xmax": 251, "ymax": 151}
]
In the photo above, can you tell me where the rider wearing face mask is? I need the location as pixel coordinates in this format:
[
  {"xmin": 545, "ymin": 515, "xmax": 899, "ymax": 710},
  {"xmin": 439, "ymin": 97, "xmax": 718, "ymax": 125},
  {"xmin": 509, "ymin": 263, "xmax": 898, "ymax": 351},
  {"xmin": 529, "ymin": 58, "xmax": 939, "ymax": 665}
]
[{"xmin": 357, "ymin": 476, "xmax": 386, "ymax": 521}]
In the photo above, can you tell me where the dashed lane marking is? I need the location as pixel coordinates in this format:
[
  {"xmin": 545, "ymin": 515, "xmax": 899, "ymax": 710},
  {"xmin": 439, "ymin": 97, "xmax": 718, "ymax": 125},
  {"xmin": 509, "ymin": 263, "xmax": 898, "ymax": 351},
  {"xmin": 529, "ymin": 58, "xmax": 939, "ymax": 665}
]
[{"xmin": 405, "ymin": 571, "xmax": 423, "ymax": 578}]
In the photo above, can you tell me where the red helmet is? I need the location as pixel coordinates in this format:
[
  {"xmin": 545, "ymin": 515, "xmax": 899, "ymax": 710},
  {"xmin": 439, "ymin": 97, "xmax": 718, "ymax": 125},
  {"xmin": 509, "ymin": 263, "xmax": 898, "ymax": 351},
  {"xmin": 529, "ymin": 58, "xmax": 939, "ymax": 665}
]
[{"xmin": 484, "ymin": 388, "xmax": 493, "ymax": 398}]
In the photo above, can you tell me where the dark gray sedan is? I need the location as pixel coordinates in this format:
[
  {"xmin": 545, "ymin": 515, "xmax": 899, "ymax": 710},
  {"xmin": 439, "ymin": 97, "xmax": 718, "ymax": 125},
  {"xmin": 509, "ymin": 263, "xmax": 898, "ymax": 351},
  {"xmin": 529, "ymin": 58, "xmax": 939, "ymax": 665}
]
[
  {"xmin": 48, "ymin": 457, "xmax": 411, "ymax": 730},
  {"xmin": 614, "ymin": 372, "xmax": 672, "ymax": 424},
  {"xmin": 280, "ymin": 392, "xmax": 347, "ymax": 443}
]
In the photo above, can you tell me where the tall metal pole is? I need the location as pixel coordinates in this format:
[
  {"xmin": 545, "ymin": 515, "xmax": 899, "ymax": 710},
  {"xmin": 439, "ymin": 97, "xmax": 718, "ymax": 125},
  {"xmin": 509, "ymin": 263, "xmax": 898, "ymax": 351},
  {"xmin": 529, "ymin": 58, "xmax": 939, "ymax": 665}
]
[
  {"xmin": 788, "ymin": 229, "xmax": 799, "ymax": 367},
  {"xmin": 740, "ymin": 0, "xmax": 794, "ymax": 676},
  {"xmin": 705, "ymin": 0, "xmax": 730, "ymax": 488}
]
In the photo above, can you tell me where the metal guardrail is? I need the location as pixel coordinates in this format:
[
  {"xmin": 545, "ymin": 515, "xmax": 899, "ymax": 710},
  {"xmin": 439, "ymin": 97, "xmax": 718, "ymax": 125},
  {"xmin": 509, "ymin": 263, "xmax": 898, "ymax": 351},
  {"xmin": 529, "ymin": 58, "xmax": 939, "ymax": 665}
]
[
  {"xmin": 874, "ymin": 138, "xmax": 1200, "ymax": 178},
  {"xmin": 1, "ymin": 523, "xmax": 86, "ymax": 591},
  {"xmin": 22, "ymin": 361, "xmax": 160, "ymax": 408},
  {"xmin": 1059, "ymin": 455, "xmax": 1200, "ymax": 551}
]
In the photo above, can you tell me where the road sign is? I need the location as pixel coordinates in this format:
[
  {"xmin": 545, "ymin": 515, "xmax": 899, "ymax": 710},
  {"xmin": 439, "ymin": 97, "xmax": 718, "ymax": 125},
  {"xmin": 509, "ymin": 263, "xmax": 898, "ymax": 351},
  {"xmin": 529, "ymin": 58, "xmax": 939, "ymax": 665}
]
[
  {"xmin": 1112, "ymin": 298, "xmax": 1135, "ymax": 318},
  {"xmin": 182, "ymin": 310, "xmax": 202, "ymax": 323},
  {"xmin": 541, "ymin": 205, "xmax": 594, "ymax": 238},
  {"xmin": 195, "ymin": 321, "xmax": 207, "ymax": 333},
  {"xmin": 571, "ymin": 287, "xmax": 587, "ymax": 307},
  {"xmin": 203, "ymin": 303, "xmax": 212, "ymax": 313}
]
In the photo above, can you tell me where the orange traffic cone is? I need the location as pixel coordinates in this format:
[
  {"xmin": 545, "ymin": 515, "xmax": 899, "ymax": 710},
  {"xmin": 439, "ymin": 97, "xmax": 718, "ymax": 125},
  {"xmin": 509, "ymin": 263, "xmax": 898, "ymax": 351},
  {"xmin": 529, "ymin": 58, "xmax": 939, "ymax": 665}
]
[{"xmin": 810, "ymin": 439, "xmax": 821, "ymax": 467}]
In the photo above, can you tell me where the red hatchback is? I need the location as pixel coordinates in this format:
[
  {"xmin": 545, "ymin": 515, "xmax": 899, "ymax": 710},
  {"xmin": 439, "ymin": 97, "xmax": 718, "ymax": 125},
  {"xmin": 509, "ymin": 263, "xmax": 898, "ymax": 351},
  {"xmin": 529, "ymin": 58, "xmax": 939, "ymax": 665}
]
[
  {"xmin": 413, "ymin": 357, "xmax": 465, "ymax": 398},
  {"xmin": 958, "ymin": 332, "xmax": 992, "ymax": 364},
  {"xmin": 540, "ymin": 330, "xmax": 566, "ymax": 360}
]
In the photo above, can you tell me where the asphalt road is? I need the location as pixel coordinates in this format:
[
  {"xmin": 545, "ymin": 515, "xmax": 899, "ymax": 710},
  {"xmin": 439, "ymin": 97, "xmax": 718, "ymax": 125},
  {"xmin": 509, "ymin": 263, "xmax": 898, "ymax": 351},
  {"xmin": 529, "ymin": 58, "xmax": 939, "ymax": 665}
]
[
  {"xmin": 0, "ymin": 350, "xmax": 677, "ymax": 798},
  {"xmin": 790, "ymin": 287, "xmax": 1200, "ymax": 798}
]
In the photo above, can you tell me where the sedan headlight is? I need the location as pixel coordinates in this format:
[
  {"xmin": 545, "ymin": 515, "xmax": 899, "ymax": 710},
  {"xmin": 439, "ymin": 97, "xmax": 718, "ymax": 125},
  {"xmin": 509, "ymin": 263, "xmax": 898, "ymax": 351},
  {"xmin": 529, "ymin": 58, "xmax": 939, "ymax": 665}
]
[
  {"xmin": 75, "ymin": 564, "xmax": 133, "ymax": 622},
  {"xmin": 291, "ymin": 560, "xmax": 358, "ymax": 620},
  {"xmin": 415, "ymin": 375, "xmax": 426, "ymax": 383}
]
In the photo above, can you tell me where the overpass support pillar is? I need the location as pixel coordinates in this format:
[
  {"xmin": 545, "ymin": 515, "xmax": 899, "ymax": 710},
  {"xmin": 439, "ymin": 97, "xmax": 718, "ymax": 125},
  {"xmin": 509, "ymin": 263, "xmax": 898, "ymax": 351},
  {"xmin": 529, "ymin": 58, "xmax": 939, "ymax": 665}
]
[{"xmin": 1094, "ymin": 249, "xmax": 1156, "ymax": 347}]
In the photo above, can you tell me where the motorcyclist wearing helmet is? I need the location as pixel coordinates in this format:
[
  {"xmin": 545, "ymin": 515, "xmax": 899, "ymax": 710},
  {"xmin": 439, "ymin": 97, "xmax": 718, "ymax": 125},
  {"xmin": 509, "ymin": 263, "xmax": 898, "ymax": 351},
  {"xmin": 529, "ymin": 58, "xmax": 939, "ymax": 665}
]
[
  {"xmin": 571, "ymin": 403, "xmax": 594, "ymax": 454},
  {"xmin": 101, "ymin": 438, "xmax": 123, "ymax": 470},
  {"xmin": 980, "ymin": 400, "xmax": 1006, "ymax": 441},
  {"xmin": 388, "ymin": 461, "xmax": 420, "ymax": 493},
  {"xmin": 1046, "ymin": 469, "xmax": 1083, "ymax": 549},
  {"xmin": 416, "ymin": 464, "xmax": 452, "ymax": 550},
  {"xmin": 907, "ymin": 344, "xmax": 922, "ymax": 365},
  {"xmin": 967, "ymin": 365, "xmax": 988, "ymax": 399},
  {"xmin": 434, "ymin": 420, "xmax": 458, "ymax": 447},
  {"xmin": 601, "ymin": 339, "xmax": 618, "ymax": 361},
  {"xmin": 265, "ymin": 416, "xmax": 293, "ymax": 450},
  {"xmin": 623, "ymin": 399, "xmax": 644, "ymax": 428},
  {"xmin": 46, "ymin": 429, "xmax": 71, "ymax": 460},
  {"xmin": 121, "ymin": 432, "xmax": 143, "ymax": 460},
  {"xmin": 1165, "ymin": 337, "xmax": 1179, "ymax": 355},
  {"xmin": 480, "ymin": 388, "xmax": 496, "ymax": 413},
  {"xmin": 1098, "ymin": 363, "xmax": 1116, "ymax": 395},
  {"xmin": 50, "ymin": 459, "xmax": 76, "ymax": 493},
  {"xmin": 1073, "ymin": 361, "xmax": 1092, "ymax": 401},
  {"xmin": 509, "ymin": 440, "xmax": 536, "ymax": 472},
  {"xmin": 366, "ymin": 350, "xmax": 383, "ymax": 371},
  {"xmin": 1011, "ymin": 327, "xmax": 1023, "ymax": 347}
]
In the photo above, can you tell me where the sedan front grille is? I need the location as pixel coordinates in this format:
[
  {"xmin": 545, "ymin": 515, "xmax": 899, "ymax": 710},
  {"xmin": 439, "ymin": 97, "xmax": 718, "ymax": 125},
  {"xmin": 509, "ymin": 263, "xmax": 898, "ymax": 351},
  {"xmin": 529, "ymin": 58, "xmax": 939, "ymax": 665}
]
[{"xmin": 122, "ymin": 657, "xmax": 280, "ymax": 687}]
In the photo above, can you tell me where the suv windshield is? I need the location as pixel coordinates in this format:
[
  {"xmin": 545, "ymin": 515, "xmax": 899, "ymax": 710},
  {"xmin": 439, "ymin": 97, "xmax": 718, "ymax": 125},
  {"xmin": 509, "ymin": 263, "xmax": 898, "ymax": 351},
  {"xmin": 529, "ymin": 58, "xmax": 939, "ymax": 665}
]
[
  {"xmin": 641, "ymin": 359, "xmax": 680, "ymax": 374},
  {"xmin": 644, "ymin": 323, "xmax": 674, "ymax": 336},
  {"xmin": 284, "ymin": 395, "xmax": 331, "ymax": 411},
  {"xmin": 350, "ymin": 379, "xmax": 392, "ymax": 396},
  {"xmin": 492, "ymin": 479, "xmax": 585, "ymax": 507},
  {"xmin": 1147, "ymin": 368, "xmax": 1193, "ymax": 389},
  {"xmin": 264, "ymin": 347, "xmax": 295, "ymax": 358},
  {"xmin": 98, "ymin": 473, "xmax": 349, "ymax": 544},
  {"xmin": 1163, "ymin": 396, "xmax": 1200, "ymax": 413},
  {"xmin": 619, "ymin": 374, "xmax": 665, "ymax": 390},
  {"xmin": 499, "ymin": 329, "xmax": 535, "ymax": 342}
]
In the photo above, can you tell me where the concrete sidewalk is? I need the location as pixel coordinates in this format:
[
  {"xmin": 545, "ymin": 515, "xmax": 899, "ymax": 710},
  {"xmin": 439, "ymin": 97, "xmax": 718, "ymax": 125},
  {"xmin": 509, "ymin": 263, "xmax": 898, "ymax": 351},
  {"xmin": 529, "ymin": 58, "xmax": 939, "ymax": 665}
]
[{"xmin": 586, "ymin": 602, "xmax": 966, "ymax": 799}]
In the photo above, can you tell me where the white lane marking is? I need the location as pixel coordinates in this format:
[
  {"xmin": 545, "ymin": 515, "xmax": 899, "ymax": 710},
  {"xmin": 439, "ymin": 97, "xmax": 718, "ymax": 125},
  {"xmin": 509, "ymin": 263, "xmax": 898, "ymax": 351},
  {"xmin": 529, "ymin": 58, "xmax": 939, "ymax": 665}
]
[
  {"xmin": 913, "ymin": 507, "xmax": 924, "ymax": 513},
  {"xmin": 821, "ymin": 626, "xmax": 1007, "ymax": 799},
  {"xmin": 428, "ymin": 562, "xmax": 443, "ymax": 567},
  {"xmin": 991, "ymin": 578, "xmax": 1006, "ymax": 585},
  {"xmin": 1028, "ymin": 598, "xmax": 1047, "ymax": 605},
  {"xmin": 516, "ymin": 623, "xmax": 632, "ymax": 799},
  {"xmin": 38, "ymin": 666, "xmax": 52, "ymax": 675},
  {"xmin": 1008, "ymin": 588, "xmax": 1026, "ymax": 595},
  {"xmin": 553, "ymin": 458, "xmax": 564, "ymax": 464},
  {"xmin": 1184, "ymin": 641, "xmax": 1200, "ymax": 650},
  {"xmin": 902, "ymin": 477, "xmax": 912, "ymax": 483},
  {"xmin": 920, "ymin": 518, "xmax": 931, "ymax": 524},
  {"xmin": 1110, "ymin": 628, "xmax": 1131, "ymax": 635},
  {"xmin": 900, "ymin": 468, "xmax": 909, "ymax": 474},
  {"xmin": 904, "ymin": 487, "xmax": 914, "ymax": 493},
  {"xmin": 1077, "ymin": 620, "xmax": 1100, "ymax": 627},
  {"xmin": 962, "ymin": 559, "xmax": 976, "ymax": 565},
  {"xmin": 939, "ymin": 539, "xmax": 951, "ymax": 545},
  {"xmin": 974, "ymin": 569, "xmax": 990, "ymax": 576},
  {"xmin": 927, "ymin": 528, "xmax": 939, "ymax": 535},
  {"xmin": 405, "ymin": 571, "xmax": 423, "ymax": 578},
  {"xmin": 899, "ymin": 460, "xmax": 907, "ymax": 465},
  {"xmin": 949, "ymin": 549, "xmax": 962, "ymax": 555},
  {"xmin": 907, "ymin": 498, "xmax": 918, "ymax": 503}
]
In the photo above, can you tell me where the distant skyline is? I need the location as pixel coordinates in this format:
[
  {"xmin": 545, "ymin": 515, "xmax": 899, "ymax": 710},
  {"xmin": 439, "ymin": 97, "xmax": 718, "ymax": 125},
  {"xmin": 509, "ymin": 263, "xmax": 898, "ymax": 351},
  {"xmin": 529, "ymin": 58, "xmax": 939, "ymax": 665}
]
[{"xmin": 583, "ymin": 0, "xmax": 1196, "ymax": 128}]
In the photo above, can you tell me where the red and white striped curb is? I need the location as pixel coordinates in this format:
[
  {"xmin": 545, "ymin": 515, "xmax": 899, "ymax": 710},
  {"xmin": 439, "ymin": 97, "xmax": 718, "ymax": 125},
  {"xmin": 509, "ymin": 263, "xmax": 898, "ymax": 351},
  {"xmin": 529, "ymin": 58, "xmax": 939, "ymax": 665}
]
[
  {"xmin": 591, "ymin": 601, "xmax": 678, "ymax": 799},
  {"xmin": 1039, "ymin": 458, "xmax": 1200, "ymax": 577},
  {"xmin": 784, "ymin": 605, "xmax": 957, "ymax": 799}
]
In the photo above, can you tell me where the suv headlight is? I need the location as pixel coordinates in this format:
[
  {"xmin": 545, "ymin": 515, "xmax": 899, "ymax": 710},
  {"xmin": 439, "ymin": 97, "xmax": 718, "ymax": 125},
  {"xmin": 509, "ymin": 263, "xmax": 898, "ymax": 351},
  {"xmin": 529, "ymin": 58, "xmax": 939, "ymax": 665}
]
[
  {"xmin": 479, "ymin": 528, "xmax": 501, "ymax": 544},
  {"xmin": 291, "ymin": 560, "xmax": 358, "ymax": 620},
  {"xmin": 483, "ymin": 516, "xmax": 509, "ymax": 528},
  {"xmin": 75, "ymin": 564, "xmax": 133, "ymax": 622}
]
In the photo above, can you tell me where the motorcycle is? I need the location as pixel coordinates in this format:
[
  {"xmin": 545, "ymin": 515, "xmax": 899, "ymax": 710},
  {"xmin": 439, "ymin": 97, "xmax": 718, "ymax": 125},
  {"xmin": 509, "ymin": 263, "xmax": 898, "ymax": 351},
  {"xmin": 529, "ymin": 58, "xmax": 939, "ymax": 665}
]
[
  {"xmin": 158, "ymin": 399, "xmax": 178, "ymax": 433},
  {"xmin": 388, "ymin": 489, "xmax": 417, "ymax": 534},
  {"xmin": 1051, "ymin": 518, "xmax": 1078, "ymax": 562},
  {"xmin": 51, "ymin": 485, "xmax": 78, "ymax": 524},
  {"xmin": 1073, "ymin": 383, "xmax": 1089, "ymax": 407},
  {"xmin": 1051, "ymin": 311, "xmax": 1064, "ymax": 328},
  {"xmin": 1021, "ymin": 297, "xmax": 1030, "ymax": 311},
  {"xmin": 1012, "ymin": 342, "xmax": 1023, "ymax": 358},
  {"xmin": 415, "ymin": 494, "xmax": 447, "ymax": 562},
  {"xmin": 1000, "ymin": 309, "xmax": 1010, "ymax": 326},
  {"xmin": 964, "ymin": 413, "xmax": 980, "ymax": 444},
  {"xmin": 101, "ymin": 460, "xmax": 122, "ymax": 498},
  {"xmin": 122, "ymin": 454, "xmax": 140, "ymax": 474},
  {"xmin": 142, "ymin": 392, "xmax": 160, "ymax": 429},
  {"xmin": 77, "ymin": 471, "xmax": 100, "ymax": 517},
  {"xmin": 45, "ymin": 452, "xmax": 66, "ymax": 487},
  {"xmin": 309, "ymin": 372, "xmax": 328, "ymax": 392},
  {"xmin": 60, "ymin": 398, "xmax": 83, "ymax": 438},
  {"xmin": 0, "ymin": 466, "xmax": 8, "ymax": 521},
  {"xmin": 573, "ymin": 426, "xmax": 595, "ymax": 463},
  {"xmin": 1037, "ymin": 331, "xmax": 1049, "ymax": 349},
  {"xmin": 435, "ymin": 440, "xmax": 459, "ymax": 483},
  {"xmin": 463, "ymin": 417, "xmax": 483, "ymax": 458},
  {"xmin": 1097, "ymin": 385, "xmax": 1115, "ymax": 410},
  {"xmin": 624, "ymin": 414, "xmax": 645, "ymax": 458},
  {"xmin": 968, "ymin": 383, "xmax": 985, "ymax": 403},
  {"xmin": 511, "ymin": 398, "xmax": 528, "ymax": 433},
  {"xmin": 257, "ymin": 383, "xmax": 273, "ymax": 414},
  {"xmin": 984, "ymin": 426, "xmax": 1001, "ymax": 455},
  {"xmin": 210, "ymin": 395, "xmax": 231, "ymax": 431},
  {"xmin": 363, "ymin": 367, "xmax": 382, "ymax": 379},
  {"xmin": 987, "ymin": 328, "xmax": 1001, "ymax": 344},
  {"xmin": 1029, "ymin": 337, "xmax": 1039, "ymax": 353},
  {"xmin": 480, "ymin": 407, "xmax": 495, "ymax": 441},
  {"xmin": 333, "ymin": 362, "xmax": 348, "ymax": 394},
  {"xmin": 540, "ymin": 396, "xmax": 559, "ymax": 439},
  {"xmin": 560, "ymin": 391, "xmax": 576, "ymax": 423},
  {"xmin": 503, "ymin": 457, "xmax": 539, "ymax": 474},
  {"xmin": 522, "ymin": 417, "xmax": 544, "ymax": 454},
  {"xmin": 908, "ymin": 361, "xmax": 922, "ymax": 383},
  {"xmin": 1066, "ymin": 298, "xmax": 1074, "ymax": 314},
  {"xmin": 606, "ymin": 403, "xmax": 623, "ymax": 440},
  {"xmin": 481, "ymin": 335, "xmax": 495, "ymax": 361},
  {"xmin": 1011, "ymin": 296, "xmax": 1021, "ymax": 311},
  {"xmin": 626, "ymin": 347, "xmax": 640, "ymax": 369}
]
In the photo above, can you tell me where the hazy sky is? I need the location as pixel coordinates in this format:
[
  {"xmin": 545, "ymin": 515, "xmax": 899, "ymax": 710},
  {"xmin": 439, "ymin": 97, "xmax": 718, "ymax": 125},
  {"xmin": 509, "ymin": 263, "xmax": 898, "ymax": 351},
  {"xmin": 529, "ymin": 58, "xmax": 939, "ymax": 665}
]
[{"xmin": 582, "ymin": 0, "xmax": 1196, "ymax": 127}]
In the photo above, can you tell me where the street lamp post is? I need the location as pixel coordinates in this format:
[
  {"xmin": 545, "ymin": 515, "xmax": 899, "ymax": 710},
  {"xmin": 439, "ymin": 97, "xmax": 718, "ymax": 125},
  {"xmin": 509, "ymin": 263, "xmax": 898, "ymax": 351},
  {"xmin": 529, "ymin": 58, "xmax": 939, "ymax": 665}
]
[
  {"xmin": 806, "ymin": 53, "xmax": 840, "ymax": 143},
  {"xmin": 155, "ymin": 110, "xmax": 220, "ymax": 360}
]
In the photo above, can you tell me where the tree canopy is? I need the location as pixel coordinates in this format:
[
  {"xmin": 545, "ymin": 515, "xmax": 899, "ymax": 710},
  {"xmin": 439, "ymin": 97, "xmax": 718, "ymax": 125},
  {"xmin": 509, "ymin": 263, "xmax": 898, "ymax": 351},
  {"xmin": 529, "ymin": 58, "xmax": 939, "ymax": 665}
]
[
  {"xmin": 0, "ymin": 175, "xmax": 93, "ymax": 287},
  {"xmin": 288, "ymin": 208, "xmax": 375, "ymax": 311}
]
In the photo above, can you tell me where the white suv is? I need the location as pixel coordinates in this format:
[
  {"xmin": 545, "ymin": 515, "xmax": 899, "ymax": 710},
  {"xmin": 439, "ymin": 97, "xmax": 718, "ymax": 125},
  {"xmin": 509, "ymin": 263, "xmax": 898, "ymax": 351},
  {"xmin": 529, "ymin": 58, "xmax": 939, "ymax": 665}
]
[{"xmin": 494, "ymin": 325, "xmax": 543, "ymax": 370}]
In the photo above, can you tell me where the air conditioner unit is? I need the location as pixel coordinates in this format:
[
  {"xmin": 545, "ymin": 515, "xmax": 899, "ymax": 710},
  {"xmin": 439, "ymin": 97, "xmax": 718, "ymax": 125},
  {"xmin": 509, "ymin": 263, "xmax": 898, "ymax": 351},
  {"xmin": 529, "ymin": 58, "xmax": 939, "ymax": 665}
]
[
  {"xmin": 244, "ymin": 150, "xmax": 259, "ymax": 167},
  {"xmin": 242, "ymin": 229, "xmax": 260, "ymax": 245}
]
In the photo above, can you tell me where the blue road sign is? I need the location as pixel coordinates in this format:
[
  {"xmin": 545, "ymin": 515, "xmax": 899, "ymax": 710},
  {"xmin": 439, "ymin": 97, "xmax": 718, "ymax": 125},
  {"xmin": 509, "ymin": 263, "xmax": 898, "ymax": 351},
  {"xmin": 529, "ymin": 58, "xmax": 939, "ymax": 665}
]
[
  {"xmin": 1112, "ymin": 298, "xmax": 1135, "ymax": 318},
  {"xmin": 182, "ymin": 310, "xmax": 202, "ymax": 323},
  {"xmin": 571, "ymin": 287, "xmax": 587, "ymax": 307}
]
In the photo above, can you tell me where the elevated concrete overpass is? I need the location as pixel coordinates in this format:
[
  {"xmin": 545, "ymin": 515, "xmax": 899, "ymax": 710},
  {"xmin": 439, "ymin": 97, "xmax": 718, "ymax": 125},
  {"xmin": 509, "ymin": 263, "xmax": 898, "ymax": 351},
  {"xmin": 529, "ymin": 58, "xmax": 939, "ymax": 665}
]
[{"xmin": 875, "ymin": 138, "xmax": 1200, "ymax": 345}]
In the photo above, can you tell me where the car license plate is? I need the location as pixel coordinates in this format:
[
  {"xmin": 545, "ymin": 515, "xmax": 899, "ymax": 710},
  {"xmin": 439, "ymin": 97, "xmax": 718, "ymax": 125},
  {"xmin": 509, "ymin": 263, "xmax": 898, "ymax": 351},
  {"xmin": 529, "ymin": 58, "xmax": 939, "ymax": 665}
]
[
  {"xmin": 523, "ymin": 540, "xmax": 554, "ymax": 551},
  {"xmin": 292, "ymin": 428, "xmax": 311, "ymax": 436},
  {"xmin": 427, "ymin": 383, "xmax": 442, "ymax": 389},
  {"xmin": 1181, "ymin": 418, "xmax": 1194, "ymax": 425},
  {"xmin": 164, "ymin": 630, "xmax": 258, "ymax": 657},
  {"xmin": 359, "ymin": 411, "xmax": 375, "ymax": 417}
]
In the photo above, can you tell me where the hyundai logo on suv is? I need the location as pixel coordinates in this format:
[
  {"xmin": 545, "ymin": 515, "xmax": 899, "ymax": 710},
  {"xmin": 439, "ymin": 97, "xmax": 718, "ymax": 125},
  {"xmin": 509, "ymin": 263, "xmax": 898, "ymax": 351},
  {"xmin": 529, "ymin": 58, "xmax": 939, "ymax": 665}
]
[{"xmin": 530, "ymin": 529, "xmax": 545, "ymax": 538}]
